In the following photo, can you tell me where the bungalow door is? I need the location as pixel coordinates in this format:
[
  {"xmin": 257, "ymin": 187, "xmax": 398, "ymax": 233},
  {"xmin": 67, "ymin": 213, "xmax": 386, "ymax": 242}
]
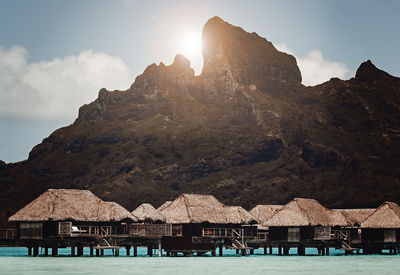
[{"xmin": 288, "ymin": 227, "xmax": 300, "ymax": 242}]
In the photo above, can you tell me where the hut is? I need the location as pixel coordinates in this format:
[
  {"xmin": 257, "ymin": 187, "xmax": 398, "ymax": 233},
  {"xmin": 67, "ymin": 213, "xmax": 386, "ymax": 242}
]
[
  {"xmin": 9, "ymin": 189, "xmax": 137, "ymax": 239},
  {"xmin": 132, "ymin": 203, "xmax": 166, "ymax": 224},
  {"xmin": 360, "ymin": 202, "xmax": 400, "ymax": 249},
  {"xmin": 249, "ymin": 205, "xmax": 283, "ymax": 239},
  {"xmin": 263, "ymin": 198, "xmax": 348, "ymax": 243},
  {"xmin": 160, "ymin": 194, "xmax": 257, "ymax": 254}
]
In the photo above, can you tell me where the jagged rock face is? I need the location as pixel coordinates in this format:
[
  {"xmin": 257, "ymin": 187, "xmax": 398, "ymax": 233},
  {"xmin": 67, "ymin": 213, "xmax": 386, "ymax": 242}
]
[
  {"xmin": 201, "ymin": 17, "xmax": 301, "ymax": 94},
  {"xmin": 1, "ymin": 17, "xmax": 400, "ymax": 226}
]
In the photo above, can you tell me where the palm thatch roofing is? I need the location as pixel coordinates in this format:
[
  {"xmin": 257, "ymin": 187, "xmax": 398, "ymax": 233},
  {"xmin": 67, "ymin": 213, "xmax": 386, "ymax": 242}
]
[
  {"xmin": 360, "ymin": 202, "xmax": 400, "ymax": 228},
  {"xmin": 157, "ymin": 201, "xmax": 172, "ymax": 212},
  {"xmin": 333, "ymin": 208, "xmax": 376, "ymax": 226},
  {"xmin": 225, "ymin": 206, "xmax": 258, "ymax": 224},
  {"xmin": 262, "ymin": 198, "xmax": 348, "ymax": 227},
  {"xmin": 160, "ymin": 194, "xmax": 256, "ymax": 224},
  {"xmin": 132, "ymin": 203, "xmax": 166, "ymax": 223},
  {"xmin": 9, "ymin": 189, "xmax": 138, "ymax": 222},
  {"xmin": 249, "ymin": 205, "xmax": 283, "ymax": 223}
]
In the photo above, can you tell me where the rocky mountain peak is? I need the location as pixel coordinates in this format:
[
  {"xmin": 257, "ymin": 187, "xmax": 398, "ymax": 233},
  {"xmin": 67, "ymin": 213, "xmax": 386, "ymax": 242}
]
[
  {"xmin": 355, "ymin": 60, "xmax": 391, "ymax": 82},
  {"xmin": 201, "ymin": 16, "xmax": 301, "ymax": 92}
]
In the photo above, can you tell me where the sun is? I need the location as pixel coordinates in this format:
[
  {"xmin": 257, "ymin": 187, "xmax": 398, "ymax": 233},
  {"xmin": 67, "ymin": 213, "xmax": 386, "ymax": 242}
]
[{"xmin": 180, "ymin": 32, "xmax": 202, "ymax": 74}]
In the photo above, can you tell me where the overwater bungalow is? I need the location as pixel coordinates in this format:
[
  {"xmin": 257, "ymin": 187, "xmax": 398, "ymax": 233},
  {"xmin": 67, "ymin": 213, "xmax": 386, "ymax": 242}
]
[
  {"xmin": 249, "ymin": 205, "xmax": 283, "ymax": 240},
  {"xmin": 8, "ymin": 189, "xmax": 137, "ymax": 256},
  {"xmin": 360, "ymin": 202, "xmax": 400, "ymax": 254},
  {"xmin": 159, "ymin": 194, "xmax": 257, "ymax": 255},
  {"xmin": 262, "ymin": 198, "xmax": 348, "ymax": 255}
]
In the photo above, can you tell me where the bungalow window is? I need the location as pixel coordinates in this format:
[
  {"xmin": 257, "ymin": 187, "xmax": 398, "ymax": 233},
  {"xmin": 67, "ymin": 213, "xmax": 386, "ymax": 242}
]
[
  {"xmin": 384, "ymin": 229, "xmax": 396, "ymax": 243},
  {"xmin": 20, "ymin": 222, "xmax": 43, "ymax": 239},
  {"xmin": 288, "ymin": 227, "xmax": 300, "ymax": 242}
]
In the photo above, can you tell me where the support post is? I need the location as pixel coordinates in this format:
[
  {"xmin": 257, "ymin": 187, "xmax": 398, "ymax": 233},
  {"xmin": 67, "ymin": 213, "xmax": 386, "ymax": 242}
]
[
  {"xmin": 325, "ymin": 245, "xmax": 330, "ymax": 256},
  {"xmin": 77, "ymin": 245, "xmax": 83, "ymax": 256},
  {"xmin": 71, "ymin": 246, "xmax": 75, "ymax": 257},
  {"xmin": 278, "ymin": 245, "xmax": 282, "ymax": 255},
  {"xmin": 27, "ymin": 246, "xmax": 32, "ymax": 256},
  {"xmin": 241, "ymin": 249, "xmax": 246, "ymax": 256},
  {"xmin": 264, "ymin": 246, "xmax": 267, "ymax": 255},
  {"xmin": 44, "ymin": 247, "xmax": 48, "ymax": 256},
  {"xmin": 158, "ymin": 242, "xmax": 162, "ymax": 257},
  {"xmin": 101, "ymin": 249, "xmax": 104, "ymax": 256},
  {"xmin": 236, "ymin": 249, "xmax": 239, "ymax": 254},
  {"xmin": 90, "ymin": 246, "xmax": 94, "ymax": 256},
  {"xmin": 269, "ymin": 246, "xmax": 273, "ymax": 254},
  {"xmin": 283, "ymin": 247, "xmax": 289, "ymax": 255},
  {"xmin": 147, "ymin": 244, "xmax": 153, "ymax": 257},
  {"xmin": 322, "ymin": 246, "xmax": 326, "ymax": 256},
  {"xmin": 33, "ymin": 245, "xmax": 39, "ymax": 257},
  {"xmin": 96, "ymin": 248, "xmax": 100, "ymax": 257},
  {"xmin": 219, "ymin": 243, "xmax": 223, "ymax": 256},
  {"xmin": 126, "ymin": 246, "xmax": 130, "ymax": 256},
  {"xmin": 133, "ymin": 245, "xmax": 138, "ymax": 257},
  {"xmin": 115, "ymin": 249, "xmax": 119, "ymax": 256},
  {"xmin": 51, "ymin": 245, "xmax": 58, "ymax": 257},
  {"xmin": 250, "ymin": 249, "xmax": 254, "ymax": 255},
  {"xmin": 211, "ymin": 247, "xmax": 216, "ymax": 256}
]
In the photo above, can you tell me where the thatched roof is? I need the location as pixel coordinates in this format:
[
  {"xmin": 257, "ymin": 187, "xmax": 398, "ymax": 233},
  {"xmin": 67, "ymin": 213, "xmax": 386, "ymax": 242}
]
[
  {"xmin": 225, "ymin": 206, "xmax": 258, "ymax": 224},
  {"xmin": 333, "ymin": 208, "xmax": 375, "ymax": 226},
  {"xmin": 160, "ymin": 194, "xmax": 255, "ymax": 224},
  {"xmin": 262, "ymin": 198, "xmax": 348, "ymax": 227},
  {"xmin": 132, "ymin": 203, "xmax": 166, "ymax": 223},
  {"xmin": 249, "ymin": 205, "xmax": 283, "ymax": 223},
  {"xmin": 157, "ymin": 201, "xmax": 172, "ymax": 212},
  {"xmin": 9, "ymin": 189, "xmax": 138, "ymax": 222},
  {"xmin": 360, "ymin": 202, "xmax": 400, "ymax": 228}
]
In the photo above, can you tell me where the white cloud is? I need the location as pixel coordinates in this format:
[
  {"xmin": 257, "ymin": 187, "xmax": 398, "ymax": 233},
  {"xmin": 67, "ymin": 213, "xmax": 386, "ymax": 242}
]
[
  {"xmin": 275, "ymin": 43, "xmax": 350, "ymax": 86},
  {"xmin": 0, "ymin": 45, "xmax": 134, "ymax": 121}
]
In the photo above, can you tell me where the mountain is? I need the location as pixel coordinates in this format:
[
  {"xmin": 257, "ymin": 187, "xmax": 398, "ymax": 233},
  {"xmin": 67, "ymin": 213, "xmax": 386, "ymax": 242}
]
[{"xmin": 1, "ymin": 17, "xmax": 399, "ymax": 226}]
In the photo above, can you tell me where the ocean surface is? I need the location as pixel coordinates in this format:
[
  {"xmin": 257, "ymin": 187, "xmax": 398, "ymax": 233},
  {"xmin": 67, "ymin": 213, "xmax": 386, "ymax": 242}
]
[{"xmin": 0, "ymin": 247, "xmax": 399, "ymax": 275}]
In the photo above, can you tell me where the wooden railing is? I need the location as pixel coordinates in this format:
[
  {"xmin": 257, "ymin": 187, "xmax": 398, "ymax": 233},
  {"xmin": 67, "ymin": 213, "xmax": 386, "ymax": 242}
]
[
  {"xmin": 331, "ymin": 230, "xmax": 350, "ymax": 241},
  {"xmin": 0, "ymin": 229, "xmax": 16, "ymax": 240},
  {"xmin": 129, "ymin": 224, "xmax": 172, "ymax": 237},
  {"xmin": 202, "ymin": 228, "xmax": 257, "ymax": 238}
]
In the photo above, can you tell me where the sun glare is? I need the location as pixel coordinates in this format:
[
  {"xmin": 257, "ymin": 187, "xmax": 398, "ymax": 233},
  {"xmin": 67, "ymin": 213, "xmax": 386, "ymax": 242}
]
[{"xmin": 180, "ymin": 32, "xmax": 202, "ymax": 74}]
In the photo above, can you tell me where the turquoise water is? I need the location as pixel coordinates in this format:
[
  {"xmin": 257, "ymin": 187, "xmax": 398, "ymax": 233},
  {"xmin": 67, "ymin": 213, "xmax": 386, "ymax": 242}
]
[{"xmin": 1, "ymin": 247, "xmax": 400, "ymax": 274}]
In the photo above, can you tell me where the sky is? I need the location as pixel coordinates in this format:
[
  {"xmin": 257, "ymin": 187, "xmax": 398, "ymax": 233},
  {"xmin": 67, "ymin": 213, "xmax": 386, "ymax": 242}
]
[{"xmin": 0, "ymin": 0, "xmax": 399, "ymax": 163}]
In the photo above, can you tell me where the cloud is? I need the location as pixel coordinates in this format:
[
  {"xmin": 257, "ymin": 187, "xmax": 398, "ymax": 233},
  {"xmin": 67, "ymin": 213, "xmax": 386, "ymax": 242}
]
[
  {"xmin": 275, "ymin": 43, "xmax": 350, "ymax": 86},
  {"xmin": 0, "ymin": 45, "xmax": 134, "ymax": 121}
]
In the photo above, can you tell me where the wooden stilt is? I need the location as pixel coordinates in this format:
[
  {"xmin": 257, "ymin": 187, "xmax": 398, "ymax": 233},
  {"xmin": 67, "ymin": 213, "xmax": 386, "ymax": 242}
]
[
  {"xmin": 126, "ymin": 246, "xmax": 130, "ymax": 256},
  {"xmin": 326, "ymin": 246, "xmax": 330, "ymax": 256},
  {"xmin": 133, "ymin": 245, "xmax": 137, "ymax": 257},
  {"xmin": 33, "ymin": 245, "xmax": 39, "ymax": 257},
  {"xmin": 71, "ymin": 246, "xmax": 75, "ymax": 257},
  {"xmin": 90, "ymin": 246, "xmax": 94, "ymax": 256},
  {"xmin": 250, "ymin": 249, "xmax": 254, "ymax": 255},
  {"xmin": 115, "ymin": 249, "xmax": 119, "ymax": 256},
  {"xmin": 44, "ymin": 247, "xmax": 48, "ymax": 256},
  {"xmin": 147, "ymin": 244, "xmax": 153, "ymax": 257},
  {"xmin": 236, "ymin": 249, "xmax": 239, "ymax": 254},
  {"xmin": 166, "ymin": 251, "xmax": 170, "ymax": 257},
  {"xmin": 51, "ymin": 245, "xmax": 58, "ymax": 257},
  {"xmin": 241, "ymin": 249, "xmax": 246, "ymax": 256},
  {"xmin": 264, "ymin": 246, "xmax": 267, "ymax": 255},
  {"xmin": 27, "ymin": 246, "xmax": 32, "ymax": 256},
  {"xmin": 278, "ymin": 245, "xmax": 282, "ymax": 255},
  {"xmin": 77, "ymin": 245, "xmax": 83, "ymax": 256},
  {"xmin": 219, "ymin": 243, "xmax": 223, "ymax": 256},
  {"xmin": 211, "ymin": 247, "xmax": 216, "ymax": 256},
  {"xmin": 269, "ymin": 246, "xmax": 273, "ymax": 254},
  {"xmin": 283, "ymin": 247, "xmax": 289, "ymax": 255},
  {"xmin": 96, "ymin": 248, "xmax": 100, "ymax": 257},
  {"xmin": 101, "ymin": 249, "xmax": 104, "ymax": 256},
  {"xmin": 158, "ymin": 242, "xmax": 162, "ymax": 257}
]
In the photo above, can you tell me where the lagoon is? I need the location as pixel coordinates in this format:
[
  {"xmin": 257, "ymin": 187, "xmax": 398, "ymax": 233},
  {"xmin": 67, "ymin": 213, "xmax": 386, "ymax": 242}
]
[{"xmin": 1, "ymin": 247, "xmax": 400, "ymax": 275}]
